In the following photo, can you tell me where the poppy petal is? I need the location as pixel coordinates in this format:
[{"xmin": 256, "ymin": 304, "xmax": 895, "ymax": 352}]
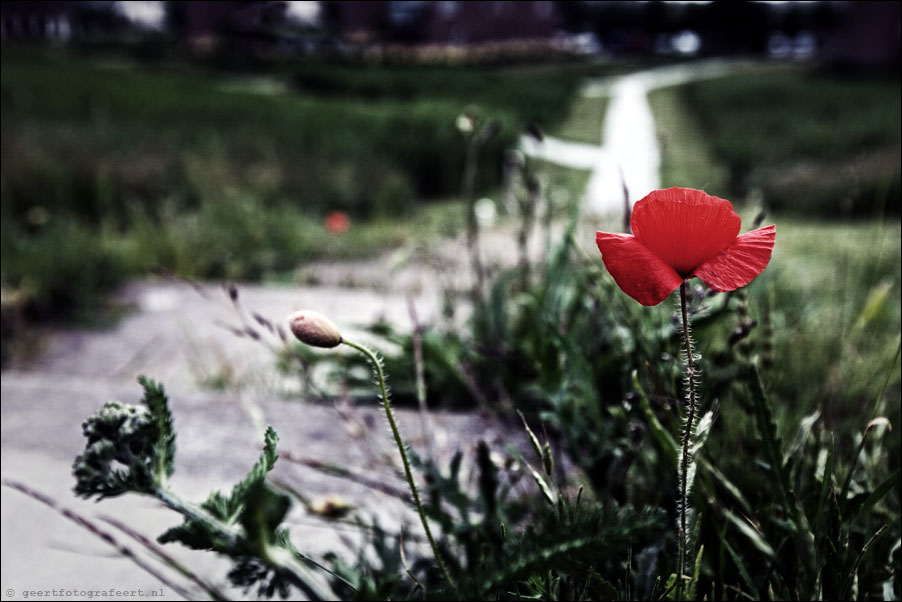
[
  {"xmin": 596, "ymin": 232, "xmax": 685, "ymax": 306},
  {"xmin": 631, "ymin": 188, "xmax": 741, "ymax": 276},
  {"xmin": 693, "ymin": 225, "xmax": 776, "ymax": 292}
]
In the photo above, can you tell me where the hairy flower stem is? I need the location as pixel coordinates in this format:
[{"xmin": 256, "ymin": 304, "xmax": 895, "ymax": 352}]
[
  {"xmin": 342, "ymin": 339, "xmax": 455, "ymax": 588},
  {"xmin": 677, "ymin": 282, "xmax": 698, "ymax": 601}
]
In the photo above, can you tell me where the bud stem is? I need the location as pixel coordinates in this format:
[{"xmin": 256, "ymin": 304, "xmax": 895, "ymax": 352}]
[{"xmin": 341, "ymin": 338, "xmax": 455, "ymax": 587}]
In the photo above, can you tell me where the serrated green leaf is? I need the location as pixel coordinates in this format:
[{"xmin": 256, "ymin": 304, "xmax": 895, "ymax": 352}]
[
  {"xmin": 228, "ymin": 426, "xmax": 280, "ymax": 521},
  {"xmin": 137, "ymin": 376, "xmax": 176, "ymax": 484},
  {"xmin": 158, "ymin": 522, "xmax": 217, "ymax": 551},
  {"xmin": 72, "ymin": 400, "xmax": 161, "ymax": 498},
  {"xmin": 201, "ymin": 490, "xmax": 232, "ymax": 521}
]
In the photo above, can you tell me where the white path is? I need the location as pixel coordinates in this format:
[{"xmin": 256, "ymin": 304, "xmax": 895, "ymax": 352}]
[{"xmin": 522, "ymin": 59, "xmax": 746, "ymax": 216}]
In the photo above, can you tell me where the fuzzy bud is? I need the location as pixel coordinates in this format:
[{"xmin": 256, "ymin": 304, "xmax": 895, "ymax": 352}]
[{"xmin": 288, "ymin": 310, "xmax": 342, "ymax": 348}]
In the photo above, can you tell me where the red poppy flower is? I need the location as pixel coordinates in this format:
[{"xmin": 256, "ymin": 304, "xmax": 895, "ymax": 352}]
[
  {"xmin": 595, "ymin": 187, "xmax": 775, "ymax": 306},
  {"xmin": 324, "ymin": 211, "xmax": 350, "ymax": 234}
]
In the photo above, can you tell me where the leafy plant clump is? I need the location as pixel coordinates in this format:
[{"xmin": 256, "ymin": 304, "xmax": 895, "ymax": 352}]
[
  {"xmin": 73, "ymin": 377, "xmax": 337, "ymax": 600},
  {"xmin": 66, "ymin": 374, "xmax": 672, "ymax": 600}
]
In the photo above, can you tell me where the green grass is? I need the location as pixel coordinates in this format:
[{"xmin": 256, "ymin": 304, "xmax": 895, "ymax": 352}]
[
  {"xmin": 0, "ymin": 48, "xmax": 605, "ymax": 327},
  {"xmin": 532, "ymin": 160, "xmax": 592, "ymax": 216},
  {"xmin": 695, "ymin": 215, "xmax": 902, "ymax": 426},
  {"xmin": 287, "ymin": 60, "xmax": 601, "ymax": 129},
  {"xmin": 551, "ymin": 93, "xmax": 608, "ymax": 146},
  {"xmin": 648, "ymin": 85, "xmax": 730, "ymax": 197},
  {"xmin": 651, "ymin": 70, "xmax": 900, "ymax": 426},
  {"xmin": 752, "ymin": 217, "xmax": 901, "ymax": 417},
  {"xmin": 669, "ymin": 66, "xmax": 901, "ymax": 217},
  {"xmin": 0, "ymin": 48, "xmax": 605, "ymax": 232},
  {"xmin": 0, "ymin": 50, "xmax": 514, "ymax": 216}
]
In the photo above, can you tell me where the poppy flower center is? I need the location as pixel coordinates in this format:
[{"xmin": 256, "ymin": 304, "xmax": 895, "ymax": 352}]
[{"xmin": 631, "ymin": 193, "xmax": 741, "ymax": 276}]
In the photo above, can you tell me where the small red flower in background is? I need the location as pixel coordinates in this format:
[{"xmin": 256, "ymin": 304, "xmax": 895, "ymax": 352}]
[
  {"xmin": 324, "ymin": 211, "xmax": 350, "ymax": 234},
  {"xmin": 596, "ymin": 187, "xmax": 775, "ymax": 306}
]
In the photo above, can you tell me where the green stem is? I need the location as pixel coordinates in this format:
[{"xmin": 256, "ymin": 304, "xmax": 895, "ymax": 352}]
[
  {"xmin": 463, "ymin": 136, "xmax": 485, "ymax": 305},
  {"xmin": 154, "ymin": 487, "xmax": 337, "ymax": 600},
  {"xmin": 342, "ymin": 339, "xmax": 456, "ymax": 587},
  {"xmin": 677, "ymin": 282, "xmax": 698, "ymax": 601}
]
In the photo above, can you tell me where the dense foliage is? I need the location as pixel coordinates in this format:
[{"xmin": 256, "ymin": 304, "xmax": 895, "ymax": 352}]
[{"xmin": 680, "ymin": 69, "xmax": 901, "ymax": 217}]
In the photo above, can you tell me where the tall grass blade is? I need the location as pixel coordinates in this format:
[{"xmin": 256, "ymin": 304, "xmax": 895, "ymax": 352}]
[
  {"xmin": 852, "ymin": 469, "xmax": 900, "ymax": 526},
  {"xmin": 723, "ymin": 534, "xmax": 761, "ymax": 600},
  {"xmin": 783, "ymin": 410, "xmax": 821, "ymax": 471},
  {"xmin": 813, "ymin": 434, "xmax": 836, "ymax": 546},
  {"xmin": 747, "ymin": 365, "xmax": 793, "ymax": 517},
  {"xmin": 841, "ymin": 522, "xmax": 893, "ymax": 600},
  {"xmin": 724, "ymin": 509, "xmax": 776, "ymax": 559}
]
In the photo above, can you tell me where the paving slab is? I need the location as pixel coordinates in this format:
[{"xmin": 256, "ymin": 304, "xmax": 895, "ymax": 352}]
[
  {"xmin": 2, "ymin": 367, "xmax": 528, "ymax": 600},
  {"xmin": 0, "ymin": 245, "xmax": 541, "ymax": 600}
]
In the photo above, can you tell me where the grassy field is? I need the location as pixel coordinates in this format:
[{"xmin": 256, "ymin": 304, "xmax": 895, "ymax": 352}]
[
  {"xmin": 1, "ymin": 48, "xmax": 605, "ymax": 327},
  {"xmin": 552, "ymin": 93, "xmax": 608, "ymax": 145},
  {"xmin": 709, "ymin": 214, "xmax": 900, "ymax": 417},
  {"xmin": 653, "ymin": 66, "xmax": 901, "ymax": 217},
  {"xmin": 650, "ymin": 65, "xmax": 901, "ymax": 425},
  {"xmin": 648, "ymin": 86, "xmax": 730, "ymax": 197}
]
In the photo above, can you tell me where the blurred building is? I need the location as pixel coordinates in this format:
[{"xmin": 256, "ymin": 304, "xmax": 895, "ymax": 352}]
[
  {"xmin": 0, "ymin": 1, "xmax": 129, "ymax": 42},
  {"xmin": 2, "ymin": 1, "xmax": 899, "ymax": 69},
  {"xmin": 166, "ymin": 1, "xmax": 293, "ymax": 53},
  {"xmin": 832, "ymin": 0, "xmax": 901, "ymax": 69},
  {"xmin": 323, "ymin": 1, "xmax": 558, "ymax": 45}
]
